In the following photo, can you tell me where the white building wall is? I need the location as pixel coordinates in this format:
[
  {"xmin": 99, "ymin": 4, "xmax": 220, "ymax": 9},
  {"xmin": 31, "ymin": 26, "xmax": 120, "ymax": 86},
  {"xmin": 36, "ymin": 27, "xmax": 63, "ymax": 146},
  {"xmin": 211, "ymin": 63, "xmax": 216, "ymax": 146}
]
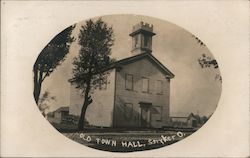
[{"xmin": 69, "ymin": 69, "xmax": 116, "ymax": 127}]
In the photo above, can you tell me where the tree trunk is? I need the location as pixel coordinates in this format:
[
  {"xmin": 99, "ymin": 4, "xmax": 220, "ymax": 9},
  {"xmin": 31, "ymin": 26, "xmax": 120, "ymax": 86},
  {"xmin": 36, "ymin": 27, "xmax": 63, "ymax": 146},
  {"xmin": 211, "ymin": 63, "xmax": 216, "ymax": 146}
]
[
  {"xmin": 78, "ymin": 102, "xmax": 88, "ymax": 130},
  {"xmin": 33, "ymin": 68, "xmax": 42, "ymax": 105},
  {"xmin": 78, "ymin": 79, "xmax": 93, "ymax": 130},
  {"xmin": 78, "ymin": 96, "xmax": 93, "ymax": 130}
]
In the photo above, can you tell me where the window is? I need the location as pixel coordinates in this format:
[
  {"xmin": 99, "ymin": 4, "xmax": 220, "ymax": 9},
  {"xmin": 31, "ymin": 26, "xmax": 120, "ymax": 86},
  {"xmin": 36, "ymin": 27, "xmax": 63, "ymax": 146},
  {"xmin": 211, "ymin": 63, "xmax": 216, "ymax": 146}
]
[
  {"xmin": 124, "ymin": 103, "xmax": 133, "ymax": 119},
  {"xmin": 144, "ymin": 36, "xmax": 150, "ymax": 47},
  {"xmin": 152, "ymin": 106, "xmax": 162, "ymax": 121},
  {"xmin": 142, "ymin": 78, "xmax": 149, "ymax": 93},
  {"xmin": 156, "ymin": 80, "xmax": 163, "ymax": 94},
  {"xmin": 125, "ymin": 74, "xmax": 133, "ymax": 90},
  {"xmin": 134, "ymin": 35, "xmax": 139, "ymax": 48}
]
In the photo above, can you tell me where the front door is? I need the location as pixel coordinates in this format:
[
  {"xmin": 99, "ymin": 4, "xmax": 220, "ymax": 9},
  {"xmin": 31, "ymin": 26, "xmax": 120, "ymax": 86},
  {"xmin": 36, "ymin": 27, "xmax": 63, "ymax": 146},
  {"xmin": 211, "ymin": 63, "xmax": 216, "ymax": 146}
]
[{"xmin": 140, "ymin": 106, "xmax": 151, "ymax": 128}]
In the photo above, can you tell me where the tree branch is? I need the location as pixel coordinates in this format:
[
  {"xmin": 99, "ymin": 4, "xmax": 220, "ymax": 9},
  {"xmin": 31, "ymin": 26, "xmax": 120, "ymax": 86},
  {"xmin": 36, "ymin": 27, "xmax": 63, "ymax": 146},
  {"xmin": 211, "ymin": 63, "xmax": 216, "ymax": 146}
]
[{"xmin": 41, "ymin": 70, "xmax": 50, "ymax": 82}]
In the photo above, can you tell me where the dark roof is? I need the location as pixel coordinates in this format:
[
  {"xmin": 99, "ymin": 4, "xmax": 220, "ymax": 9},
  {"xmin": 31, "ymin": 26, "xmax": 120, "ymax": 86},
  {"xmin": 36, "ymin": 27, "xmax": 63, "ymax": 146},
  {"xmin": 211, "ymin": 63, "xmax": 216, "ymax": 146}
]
[
  {"xmin": 55, "ymin": 106, "xmax": 69, "ymax": 112},
  {"xmin": 107, "ymin": 53, "xmax": 175, "ymax": 78},
  {"xmin": 129, "ymin": 29, "xmax": 156, "ymax": 36}
]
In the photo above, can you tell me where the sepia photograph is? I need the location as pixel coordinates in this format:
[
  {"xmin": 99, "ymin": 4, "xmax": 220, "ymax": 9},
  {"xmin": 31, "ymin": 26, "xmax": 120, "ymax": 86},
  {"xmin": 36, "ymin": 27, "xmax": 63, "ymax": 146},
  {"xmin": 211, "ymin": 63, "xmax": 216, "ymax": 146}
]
[
  {"xmin": 33, "ymin": 14, "xmax": 222, "ymax": 152},
  {"xmin": 1, "ymin": 1, "xmax": 249, "ymax": 157}
]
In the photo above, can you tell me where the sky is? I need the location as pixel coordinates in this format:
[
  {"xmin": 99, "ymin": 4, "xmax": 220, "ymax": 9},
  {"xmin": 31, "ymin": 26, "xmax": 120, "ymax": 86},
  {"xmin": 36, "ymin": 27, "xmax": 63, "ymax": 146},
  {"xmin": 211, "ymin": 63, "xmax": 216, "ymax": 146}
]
[{"xmin": 40, "ymin": 14, "xmax": 222, "ymax": 117}]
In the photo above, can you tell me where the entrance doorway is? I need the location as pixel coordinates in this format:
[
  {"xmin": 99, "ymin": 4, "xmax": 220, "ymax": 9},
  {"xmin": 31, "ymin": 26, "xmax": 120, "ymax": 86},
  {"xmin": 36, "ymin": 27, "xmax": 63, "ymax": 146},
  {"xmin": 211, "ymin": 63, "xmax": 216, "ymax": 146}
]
[{"xmin": 139, "ymin": 102, "xmax": 152, "ymax": 128}]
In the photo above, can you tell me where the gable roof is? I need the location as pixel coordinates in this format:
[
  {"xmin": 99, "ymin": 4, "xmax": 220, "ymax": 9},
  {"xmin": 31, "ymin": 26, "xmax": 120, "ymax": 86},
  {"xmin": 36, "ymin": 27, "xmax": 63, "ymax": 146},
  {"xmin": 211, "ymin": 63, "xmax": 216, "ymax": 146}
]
[{"xmin": 108, "ymin": 53, "xmax": 174, "ymax": 78}]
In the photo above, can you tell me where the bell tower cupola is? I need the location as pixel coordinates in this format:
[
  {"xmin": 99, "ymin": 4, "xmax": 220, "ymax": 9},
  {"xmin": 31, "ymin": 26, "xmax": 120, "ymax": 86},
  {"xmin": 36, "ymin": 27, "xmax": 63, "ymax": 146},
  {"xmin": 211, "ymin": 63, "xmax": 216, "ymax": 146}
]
[{"xmin": 129, "ymin": 22, "xmax": 156, "ymax": 55}]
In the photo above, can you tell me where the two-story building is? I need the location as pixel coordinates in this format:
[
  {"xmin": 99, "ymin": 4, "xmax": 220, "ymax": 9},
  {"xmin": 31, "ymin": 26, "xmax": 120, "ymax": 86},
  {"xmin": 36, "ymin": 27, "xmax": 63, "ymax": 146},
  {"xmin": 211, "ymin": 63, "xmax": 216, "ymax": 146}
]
[{"xmin": 69, "ymin": 22, "xmax": 174, "ymax": 128}]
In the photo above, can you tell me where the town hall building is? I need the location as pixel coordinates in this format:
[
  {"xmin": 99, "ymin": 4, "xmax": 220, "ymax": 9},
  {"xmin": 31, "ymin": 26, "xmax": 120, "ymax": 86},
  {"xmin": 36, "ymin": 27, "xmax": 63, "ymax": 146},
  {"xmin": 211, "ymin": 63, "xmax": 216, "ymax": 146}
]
[{"xmin": 70, "ymin": 22, "xmax": 174, "ymax": 128}]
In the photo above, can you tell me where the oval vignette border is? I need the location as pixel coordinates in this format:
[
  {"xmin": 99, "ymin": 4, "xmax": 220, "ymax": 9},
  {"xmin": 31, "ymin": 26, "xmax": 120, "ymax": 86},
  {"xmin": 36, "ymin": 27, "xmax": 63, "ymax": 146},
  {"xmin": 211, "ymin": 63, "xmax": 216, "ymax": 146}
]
[{"xmin": 33, "ymin": 14, "xmax": 222, "ymax": 152}]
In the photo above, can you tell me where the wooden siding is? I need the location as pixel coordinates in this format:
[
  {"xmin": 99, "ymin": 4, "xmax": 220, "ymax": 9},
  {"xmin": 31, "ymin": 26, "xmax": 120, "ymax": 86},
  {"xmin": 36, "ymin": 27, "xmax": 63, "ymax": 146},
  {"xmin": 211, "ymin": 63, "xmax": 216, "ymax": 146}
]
[{"xmin": 114, "ymin": 57, "xmax": 170, "ymax": 128}]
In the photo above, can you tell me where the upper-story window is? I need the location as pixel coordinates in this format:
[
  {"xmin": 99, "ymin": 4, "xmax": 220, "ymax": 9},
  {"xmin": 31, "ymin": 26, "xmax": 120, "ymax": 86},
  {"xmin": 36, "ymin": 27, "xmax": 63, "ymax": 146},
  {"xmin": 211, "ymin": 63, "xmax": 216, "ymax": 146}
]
[
  {"xmin": 142, "ymin": 77, "xmax": 149, "ymax": 93},
  {"xmin": 125, "ymin": 74, "xmax": 133, "ymax": 90},
  {"xmin": 156, "ymin": 80, "xmax": 163, "ymax": 94}
]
